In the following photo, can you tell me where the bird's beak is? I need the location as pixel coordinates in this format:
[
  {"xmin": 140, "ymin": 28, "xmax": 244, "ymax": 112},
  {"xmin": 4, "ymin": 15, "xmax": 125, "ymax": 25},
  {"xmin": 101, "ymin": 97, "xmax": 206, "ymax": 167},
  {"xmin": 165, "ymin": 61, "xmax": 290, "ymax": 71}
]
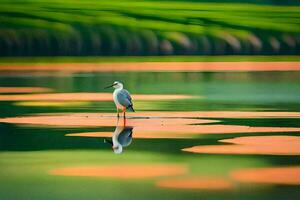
[
  {"xmin": 104, "ymin": 138, "xmax": 113, "ymax": 145},
  {"xmin": 104, "ymin": 83, "xmax": 116, "ymax": 89}
]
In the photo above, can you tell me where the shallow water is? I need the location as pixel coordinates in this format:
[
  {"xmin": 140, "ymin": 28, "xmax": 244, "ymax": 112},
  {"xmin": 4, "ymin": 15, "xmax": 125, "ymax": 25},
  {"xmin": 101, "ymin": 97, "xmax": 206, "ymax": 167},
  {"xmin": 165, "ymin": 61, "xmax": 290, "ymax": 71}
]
[{"xmin": 0, "ymin": 67, "xmax": 300, "ymax": 200}]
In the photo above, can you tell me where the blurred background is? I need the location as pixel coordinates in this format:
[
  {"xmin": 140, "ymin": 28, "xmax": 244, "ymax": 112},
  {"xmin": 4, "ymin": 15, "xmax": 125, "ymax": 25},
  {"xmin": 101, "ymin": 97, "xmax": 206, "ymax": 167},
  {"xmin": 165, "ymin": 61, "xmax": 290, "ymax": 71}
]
[{"xmin": 0, "ymin": 0, "xmax": 299, "ymax": 57}]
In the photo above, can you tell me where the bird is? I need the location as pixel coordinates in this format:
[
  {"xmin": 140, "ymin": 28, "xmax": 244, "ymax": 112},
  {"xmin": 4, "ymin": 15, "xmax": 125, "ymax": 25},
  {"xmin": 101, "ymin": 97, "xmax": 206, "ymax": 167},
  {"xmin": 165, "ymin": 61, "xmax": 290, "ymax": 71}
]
[
  {"xmin": 104, "ymin": 119, "xmax": 134, "ymax": 154},
  {"xmin": 105, "ymin": 81, "xmax": 135, "ymax": 118}
]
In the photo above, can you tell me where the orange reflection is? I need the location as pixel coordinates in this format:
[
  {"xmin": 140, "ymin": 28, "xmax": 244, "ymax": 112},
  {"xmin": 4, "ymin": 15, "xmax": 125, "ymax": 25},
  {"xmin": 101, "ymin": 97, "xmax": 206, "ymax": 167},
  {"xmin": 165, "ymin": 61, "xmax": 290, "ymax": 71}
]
[
  {"xmin": 66, "ymin": 131, "xmax": 190, "ymax": 139},
  {"xmin": 0, "ymin": 93, "xmax": 197, "ymax": 101},
  {"xmin": 1, "ymin": 62, "xmax": 299, "ymax": 72},
  {"xmin": 231, "ymin": 166, "xmax": 300, "ymax": 185},
  {"xmin": 182, "ymin": 136, "xmax": 300, "ymax": 155},
  {"xmin": 0, "ymin": 71, "xmax": 72, "ymax": 77},
  {"xmin": 156, "ymin": 177, "xmax": 233, "ymax": 190},
  {"xmin": 14, "ymin": 101, "xmax": 89, "ymax": 107},
  {"xmin": 0, "ymin": 87, "xmax": 53, "ymax": 93},
  {"xmin": 0, "ymin": 114, "xmax": 216, "ymax": 129},
  {"xmin": 49, "ymin": 164, "xmax": 187, "ymax": 179},
  {"xmin": 66, "ymin": 125, "xmax": 300, "ymax": 138},
  {"xmin": 1, "ymin": 113, "xmax": 300, "ymax": 138},
  {"xmin": 135, "ymin": 111, "xmax": 300, "ymax": 118}
]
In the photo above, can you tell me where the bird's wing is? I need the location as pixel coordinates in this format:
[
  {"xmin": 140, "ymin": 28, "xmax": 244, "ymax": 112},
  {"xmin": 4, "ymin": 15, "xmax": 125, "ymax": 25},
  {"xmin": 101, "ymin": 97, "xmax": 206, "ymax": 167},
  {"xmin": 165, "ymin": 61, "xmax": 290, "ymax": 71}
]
[
  {"xmin": 117, "ymin": 89, "xmax": 133, "ymax": 107},
  {"xmin": 117, "ymin": 127, "xmax": 133, "ymax": 147},
  {"xmin": 122, "ymin": 89, "xmax": 132, "ymax": 101}
]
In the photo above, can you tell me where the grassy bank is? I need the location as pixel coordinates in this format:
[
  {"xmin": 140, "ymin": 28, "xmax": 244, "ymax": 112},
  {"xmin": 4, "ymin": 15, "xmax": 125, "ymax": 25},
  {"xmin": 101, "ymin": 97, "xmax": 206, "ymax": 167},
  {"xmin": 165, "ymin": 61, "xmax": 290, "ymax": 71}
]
[
  {"xmin": 0, "ymin": 56, "xmax": 300, "ymax": 64},
  {"xmin": 0, "ymin": 0, "xmax": 300, "ymax": 56}
]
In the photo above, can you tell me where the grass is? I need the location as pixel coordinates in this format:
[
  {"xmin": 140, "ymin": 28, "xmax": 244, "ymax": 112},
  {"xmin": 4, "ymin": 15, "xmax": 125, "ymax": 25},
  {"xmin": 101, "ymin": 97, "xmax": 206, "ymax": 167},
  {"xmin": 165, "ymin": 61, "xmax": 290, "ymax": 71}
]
[{"xmin": 0, "ymin": 0, "xmax": 300, "ymax": 56}]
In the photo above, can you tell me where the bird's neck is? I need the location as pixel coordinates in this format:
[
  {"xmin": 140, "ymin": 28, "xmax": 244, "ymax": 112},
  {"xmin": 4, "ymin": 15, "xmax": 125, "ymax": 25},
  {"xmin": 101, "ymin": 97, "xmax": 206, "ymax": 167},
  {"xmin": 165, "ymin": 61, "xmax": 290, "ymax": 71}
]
[
  {"xmin": 114, "ymin": 86, "xmax": 123, "ymax": 91},
  {"xmin": 112, "ymin": 130, "xmax": 120, "ymax": 147}
]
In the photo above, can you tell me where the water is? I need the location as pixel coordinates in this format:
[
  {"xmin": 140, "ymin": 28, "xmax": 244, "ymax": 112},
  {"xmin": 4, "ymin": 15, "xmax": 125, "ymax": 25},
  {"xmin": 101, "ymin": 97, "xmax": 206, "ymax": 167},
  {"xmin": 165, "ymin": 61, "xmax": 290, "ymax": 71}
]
[{"xmin": 0, "ymin": 68, "xmax": 300, "ymax": 200}]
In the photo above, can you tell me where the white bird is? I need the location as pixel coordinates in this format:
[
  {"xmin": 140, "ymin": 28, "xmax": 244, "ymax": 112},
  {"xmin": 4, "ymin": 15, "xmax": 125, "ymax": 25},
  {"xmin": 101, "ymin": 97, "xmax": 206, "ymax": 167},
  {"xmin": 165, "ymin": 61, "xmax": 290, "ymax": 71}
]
[
  {"xmin": 104, "ymin": 124, "xmax": 134, "ymax": 154},
  {"xmin": 104, "ymin": 119, "xmax": 133, "ymax": 154},
  {"xmin": 105, "ymin": 81, "xmax": 135, "ymax": 118}
]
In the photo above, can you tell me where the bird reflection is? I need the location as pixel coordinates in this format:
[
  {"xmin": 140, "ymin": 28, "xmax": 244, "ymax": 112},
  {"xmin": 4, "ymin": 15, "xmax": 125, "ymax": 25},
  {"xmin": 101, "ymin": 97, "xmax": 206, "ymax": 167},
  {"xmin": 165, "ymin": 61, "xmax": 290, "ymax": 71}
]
[{"xmin": 104, "ymin": 118, "xmax": 133, "ymax": 154}]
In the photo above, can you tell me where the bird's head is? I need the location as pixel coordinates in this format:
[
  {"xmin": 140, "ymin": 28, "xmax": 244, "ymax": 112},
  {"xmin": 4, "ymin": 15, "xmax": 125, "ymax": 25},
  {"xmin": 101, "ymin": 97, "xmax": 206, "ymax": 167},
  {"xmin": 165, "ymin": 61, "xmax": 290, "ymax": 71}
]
[
  {"xmin": 104, "ymin": 81, "xmax": 123, "ymax": 89},
  {"xmin": 113, "ymin": 81, "xmax": 123, "ymax": 89},
  {"xmin": 112, "ymin": 144, "xmax": 123, "ymax": 154}
]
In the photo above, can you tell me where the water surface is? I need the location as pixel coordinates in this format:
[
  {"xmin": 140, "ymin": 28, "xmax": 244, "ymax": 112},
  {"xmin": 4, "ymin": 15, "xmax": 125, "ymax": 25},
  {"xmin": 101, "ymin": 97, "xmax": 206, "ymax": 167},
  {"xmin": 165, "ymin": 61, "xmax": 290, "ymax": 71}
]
[{"xmin": 0, "ymin": 65, "xmax": 300, "ymax": 200}]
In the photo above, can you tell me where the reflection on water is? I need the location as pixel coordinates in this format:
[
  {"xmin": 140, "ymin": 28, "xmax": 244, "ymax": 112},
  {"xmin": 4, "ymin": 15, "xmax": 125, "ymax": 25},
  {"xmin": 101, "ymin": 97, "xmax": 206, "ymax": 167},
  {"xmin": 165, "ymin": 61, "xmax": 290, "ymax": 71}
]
[
  {"xmin": 0, "ymin": 69, "xmax": 300, "ymax": 200},
  {"xmin": 182, "ymin": 136, "xmax": 300, "ymax": 155},
  {"xmin": 0, "ymin": 86, "xmax": 53, "ymax": 93},
  {"xmin": 49, "ymin": 164, "xmax": 188, "ymax": 179},
  {"xmin": 2, "ymin": 112, "xmax": 300, "ymax": 137},
  {"xmin": 104, "ymin": 118, "xmax": 133, "ymax": 154},
  {"xmin": 0, "ymin": 93, "xmax": 197, "ymax": 101},
  {"xmin": 156, "ymin": 177, "xmax": 233, "ymax": 190},
  {"xmin": 231, "ymin": 166, "xmax": 300, "ymax": 185},
  {"xmin": 1, "ymin": 62, "xmax": 299, "ymax": 72}
]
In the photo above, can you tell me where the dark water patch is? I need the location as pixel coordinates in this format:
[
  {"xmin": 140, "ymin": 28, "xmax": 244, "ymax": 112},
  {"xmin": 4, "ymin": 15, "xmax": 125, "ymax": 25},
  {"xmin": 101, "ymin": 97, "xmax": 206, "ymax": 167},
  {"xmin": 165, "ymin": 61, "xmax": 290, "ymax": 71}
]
[{"xmin": 201, "ymin": 118, "xmax": 300, "ymax": 127}]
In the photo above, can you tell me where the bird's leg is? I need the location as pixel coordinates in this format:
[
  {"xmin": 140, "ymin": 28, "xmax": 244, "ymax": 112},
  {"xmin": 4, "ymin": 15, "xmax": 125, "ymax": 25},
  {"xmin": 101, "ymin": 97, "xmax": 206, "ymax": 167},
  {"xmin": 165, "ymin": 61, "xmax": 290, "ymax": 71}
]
[
  {"xmin": 117, "ymin": 108, "xmax": 120, "ymax": 118},
  {"xmin": 123, "ymin": 117, "xmax": 126, "ymax": 126},
  {"xmin": 123, "ymin": 107, "xmax": 126, "ymax": 119}
]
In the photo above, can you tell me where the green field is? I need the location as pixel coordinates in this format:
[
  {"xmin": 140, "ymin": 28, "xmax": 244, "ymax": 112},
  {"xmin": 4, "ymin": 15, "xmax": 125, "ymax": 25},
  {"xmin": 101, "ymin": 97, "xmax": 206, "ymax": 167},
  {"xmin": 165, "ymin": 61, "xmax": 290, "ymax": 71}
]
[
  {"xmin": 0, "ymin": 55, "xmax": 299, "ymax": 64},
  {"xmin": 0, "ymin": 0, "xmax": 300, "ymax": 56}
]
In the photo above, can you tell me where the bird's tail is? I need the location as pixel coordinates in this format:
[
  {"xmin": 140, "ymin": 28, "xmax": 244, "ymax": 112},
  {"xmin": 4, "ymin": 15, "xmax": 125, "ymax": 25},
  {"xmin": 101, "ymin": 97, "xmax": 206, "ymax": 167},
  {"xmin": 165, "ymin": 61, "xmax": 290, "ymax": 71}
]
[{"xmin": 127, "ymin": 105, "xmax": 135, "ymax": 112}]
